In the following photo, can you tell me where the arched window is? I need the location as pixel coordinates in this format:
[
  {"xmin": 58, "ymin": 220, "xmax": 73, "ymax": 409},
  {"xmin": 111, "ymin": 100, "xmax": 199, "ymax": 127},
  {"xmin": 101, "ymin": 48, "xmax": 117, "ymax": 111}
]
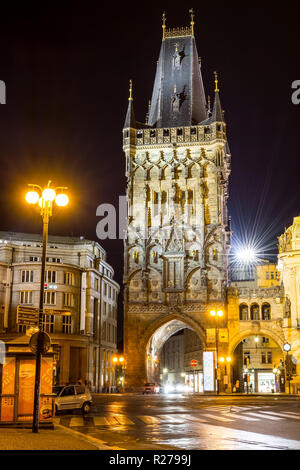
[
  {"xmin": 262, "ymin": 303, "xmax": 271, "ymax": 320},
  {"xmin": 239, "ymin": 304, "xmax": 249, "ymax": 320},
  {"xmin": 250, "ymin": 303, "xmax": 260, "ymax": 320}
]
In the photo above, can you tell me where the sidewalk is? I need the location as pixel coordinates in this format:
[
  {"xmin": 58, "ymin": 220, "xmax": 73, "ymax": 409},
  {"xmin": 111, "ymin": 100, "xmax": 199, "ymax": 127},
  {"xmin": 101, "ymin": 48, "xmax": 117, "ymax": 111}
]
[{"xmin": 0, "ymin": 425, "xmax": 112, "ymax": 450}]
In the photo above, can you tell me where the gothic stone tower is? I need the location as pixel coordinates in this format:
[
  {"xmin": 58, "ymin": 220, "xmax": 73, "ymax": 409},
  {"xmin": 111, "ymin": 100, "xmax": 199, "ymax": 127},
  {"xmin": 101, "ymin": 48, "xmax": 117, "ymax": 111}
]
[{"xmin": 123, "ymin": 12, "xmax": 231, "ymax": 390}]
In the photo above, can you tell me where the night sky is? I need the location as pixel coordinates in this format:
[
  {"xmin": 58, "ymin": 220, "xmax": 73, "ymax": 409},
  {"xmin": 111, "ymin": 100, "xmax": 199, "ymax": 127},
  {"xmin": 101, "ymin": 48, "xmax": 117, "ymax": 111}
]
[{"xmin": 0, "ymin": 2, "xmax": 299, "ymax": 343}]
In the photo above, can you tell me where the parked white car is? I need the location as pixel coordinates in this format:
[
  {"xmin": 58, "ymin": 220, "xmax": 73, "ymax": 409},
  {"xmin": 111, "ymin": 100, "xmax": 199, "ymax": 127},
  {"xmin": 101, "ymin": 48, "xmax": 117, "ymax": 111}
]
[{"xmin": 54, "ymin": 384, "xmax": 92, "ymax": 414}]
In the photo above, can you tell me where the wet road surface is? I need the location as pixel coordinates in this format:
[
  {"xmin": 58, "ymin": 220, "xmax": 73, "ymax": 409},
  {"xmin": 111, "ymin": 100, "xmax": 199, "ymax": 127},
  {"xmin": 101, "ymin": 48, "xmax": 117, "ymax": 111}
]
[{"xmin": 54, "ymin": 394, "xmax": 300, "ymax": 450}]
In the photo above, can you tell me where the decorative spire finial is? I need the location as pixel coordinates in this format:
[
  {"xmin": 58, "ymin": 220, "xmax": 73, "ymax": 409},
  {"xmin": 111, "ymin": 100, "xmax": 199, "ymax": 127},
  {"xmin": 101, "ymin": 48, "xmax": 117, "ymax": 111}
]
[
  {"xmin": 207, "ymin": 95, "xmax": 211, "ymax": 116},
  {"xmin": 214, "ymin": 71, "xmax": 219, "ymax": 93},
  {"xmin": 129, "ymin": 79, "xmax": 133, "ymax": 101},
  {"xmin": 162, "ymin": 11, "xmax": 166, "ymax": 40},
  {"xmin": 189, "ymin": 8, "xmax": 195, "ymax": 36}
]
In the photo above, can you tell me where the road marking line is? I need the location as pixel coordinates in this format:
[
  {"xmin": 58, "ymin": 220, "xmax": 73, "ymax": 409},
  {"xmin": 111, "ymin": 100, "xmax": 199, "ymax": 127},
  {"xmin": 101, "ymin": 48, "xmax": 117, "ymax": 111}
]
[
  {"xmin": 55, "ymin": 423, "xmax": 124, "ymax": 450},
  {"xmin": 182, "ymin": 415, "xmax": 207, "ymax": 423},
  {"xmin": 138, "ymin": 415, "xmax": 161, "ymax": 424},
  {"xmin": 113, "ymin": 415, "xmax": 135, "ymax": 425},
  {"xmin": 223, "ymin": 413, "xmax": 259, "ymax": 422},
  {"xmin": 201, "ymin": 413, "xmax": 234, "ymax": 422},
  {"xmin": 260, "ymin": 411, "xmax": 300, "ymax": 420},
  {"xmin": 158, "ymin": 415, "xmax": 183, "ymax": 423},
  {"xmin": 93, "ymin": 417, "xmax": 111, "ymax": 426},
  {"xmin": 69, "ymin": 417, "xmax": 84, "ymax": 427},
  {"xmin": 245, "ymin": 412, "xmax": 283, "ymax": 421}
]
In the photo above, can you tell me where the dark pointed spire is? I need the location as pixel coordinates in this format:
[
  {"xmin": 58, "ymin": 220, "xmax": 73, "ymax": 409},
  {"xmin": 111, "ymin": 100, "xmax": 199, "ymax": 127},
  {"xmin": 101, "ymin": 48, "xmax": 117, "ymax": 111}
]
[
  {"xmin": 148, "ymin": 11, "xmax": 207, "ymax": 128},
  {"xmin": 124, "ymin": 80, "xmax": 136, "ymax": 128},
  {"xmin": 211, "ymin": 71, "xmax": 225, "ymax": 122}
]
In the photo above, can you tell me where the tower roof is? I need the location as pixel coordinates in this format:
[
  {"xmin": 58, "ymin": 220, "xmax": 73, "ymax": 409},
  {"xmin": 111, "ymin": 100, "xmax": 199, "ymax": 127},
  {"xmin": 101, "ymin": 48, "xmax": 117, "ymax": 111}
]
[
  {"xmin": 148, "ymin": 13, "xmax": 207, "ymax": 128},
  {"xmin": 124, "ymin": 80, "xmax": 136, "ymax": 128}
]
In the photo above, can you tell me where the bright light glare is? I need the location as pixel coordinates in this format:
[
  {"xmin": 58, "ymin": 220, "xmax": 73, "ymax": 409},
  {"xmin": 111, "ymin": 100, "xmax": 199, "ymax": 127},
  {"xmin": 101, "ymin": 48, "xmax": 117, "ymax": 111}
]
[
  {"xmin": 235, "ymin": 247, "xmax": 257, "ymax": 264},
  {"xmin": 25, "ymin": 191, "xmax": 39, "ymax": 204},
  {"xmin": 42, "ymin": 188, "xmax": 56, "ymax": 201},
  {"xmin": 55, "ymin": 193, "xmax": 69, "ymax": 207}
]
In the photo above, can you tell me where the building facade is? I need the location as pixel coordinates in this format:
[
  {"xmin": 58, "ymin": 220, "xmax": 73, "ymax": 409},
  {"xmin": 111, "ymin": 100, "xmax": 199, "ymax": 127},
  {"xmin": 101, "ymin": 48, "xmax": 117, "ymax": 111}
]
[
  {"xmin": 123, "ymin": 13, "xmax": 231, "ymax": 390},
  {"xmin": 0, "ymin": 231, "xmax": 119, "ymax": 391},
  {"xmin": 122, "ymin": 12, "xmax": 300, "ymax": 394}
]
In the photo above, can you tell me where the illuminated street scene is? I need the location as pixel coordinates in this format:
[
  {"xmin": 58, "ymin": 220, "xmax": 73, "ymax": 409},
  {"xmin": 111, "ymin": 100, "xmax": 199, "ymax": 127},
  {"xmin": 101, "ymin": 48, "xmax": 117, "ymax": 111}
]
[{"xmin": 0, "ymin": 2, "xmax": 299, "ymax": 456}]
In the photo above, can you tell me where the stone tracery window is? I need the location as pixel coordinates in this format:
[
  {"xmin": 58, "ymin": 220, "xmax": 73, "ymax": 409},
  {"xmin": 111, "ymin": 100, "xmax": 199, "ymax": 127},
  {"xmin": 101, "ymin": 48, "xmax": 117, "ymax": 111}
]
[
  {"xmin": 261, "ymin": 303, "xmax": 271, "ymax": 320},
  {"xmin": 239, "ymin": 303, "xmax": 249, "ymax": 320},
  {"xmin": 250, "ymin": 303, "xmax": 260, "ymax": 320}
]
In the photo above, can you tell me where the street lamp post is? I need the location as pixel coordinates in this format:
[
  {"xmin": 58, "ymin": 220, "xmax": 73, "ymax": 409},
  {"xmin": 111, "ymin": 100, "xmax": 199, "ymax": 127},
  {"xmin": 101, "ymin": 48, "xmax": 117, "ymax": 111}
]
[
  {"xmin": 26, "ymin": 181, "xmax": 69, "ymax": 433},
  {"xmin": 112, "ymin": 355, "xmax": 125, "ymax": 392},
  {"xmin": 210, "ymin": 309, "xmax": 224, "ymax": 394}
]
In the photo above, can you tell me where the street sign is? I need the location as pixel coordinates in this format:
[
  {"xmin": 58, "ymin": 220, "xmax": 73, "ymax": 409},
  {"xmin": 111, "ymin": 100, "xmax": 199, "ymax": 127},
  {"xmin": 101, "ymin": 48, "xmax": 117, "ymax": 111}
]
[
  {"xmin": 190, "ymin": 359, "xmax": 198, "ymax": 367},
  {"xmin": 17, "ymin": 305, "xmax": 39, "ymax": 326},
  {"xmin": 29, "ymin": 332, "xmax": 51, "ymax": 355}
]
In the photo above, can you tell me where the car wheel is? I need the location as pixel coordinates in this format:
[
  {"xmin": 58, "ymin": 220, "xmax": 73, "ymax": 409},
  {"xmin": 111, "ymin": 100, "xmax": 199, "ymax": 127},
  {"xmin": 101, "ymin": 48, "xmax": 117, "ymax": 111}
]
[{"xmin": 82, "ymin": 402, "xmax": 91, "ymax": 414}]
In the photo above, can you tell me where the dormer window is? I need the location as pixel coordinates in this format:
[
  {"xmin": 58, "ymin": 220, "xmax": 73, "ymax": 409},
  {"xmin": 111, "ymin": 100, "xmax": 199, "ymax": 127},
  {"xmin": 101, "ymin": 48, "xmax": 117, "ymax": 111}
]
[
  {"xmin": 137, "ymin": 130, "xmax": 143, "ymax": 138},
  {"xmin": 204, "ymin": 126, "xmax": 211, "ymax": 134},
  {"xmin": 177, "ymin": 128, "xmax": 183, "ymax": 136},
  {"xmin": 191, "ymin": 127, "xmax": 197, "ymax": 135},
  {"xmin": 150, "ymin": 130, "xmax": 156, "ymax": 138},
  {"xmin": 163, "ymin": 129, "xmax": 170, "ymax": 136}
]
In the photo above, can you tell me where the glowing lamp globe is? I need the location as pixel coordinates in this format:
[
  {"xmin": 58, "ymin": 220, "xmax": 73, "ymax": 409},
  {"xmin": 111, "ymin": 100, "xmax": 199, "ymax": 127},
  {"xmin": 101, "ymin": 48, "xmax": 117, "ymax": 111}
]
[
  {"xmin": 217, "ymin": 310, "xmax": 224, "ymax": 317},
  {"xmin": 25, "ymin": 191, "xmax": 39, "ymax": 204},
  {"xmin": 42, "ymin": 188, "xmax": 56, "ymax": 202},
  {"xmin": 55, "ymin": 193, "xmax": 69, "ymax": 207}
]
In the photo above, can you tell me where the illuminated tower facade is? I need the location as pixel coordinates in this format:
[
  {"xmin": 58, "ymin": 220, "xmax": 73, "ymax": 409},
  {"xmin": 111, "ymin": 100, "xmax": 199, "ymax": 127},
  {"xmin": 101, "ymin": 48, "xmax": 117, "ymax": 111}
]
[{"xmin": 122, "ymin": 12, "xmax": 231, "ymax": 389}]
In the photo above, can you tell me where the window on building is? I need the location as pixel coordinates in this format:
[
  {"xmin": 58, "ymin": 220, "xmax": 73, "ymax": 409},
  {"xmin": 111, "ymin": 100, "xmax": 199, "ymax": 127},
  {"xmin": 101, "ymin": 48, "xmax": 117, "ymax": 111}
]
[
  {"xmin": 266, "ymin": 272, "xmax": 269, "ymax": 280},
  {"xmin": 262, "ymin": 337, "xmax": 269, "ymax": 344},
  {"xmin": 21, "ymin": 270, "xmax": 34, "ymax": 283},
  {"xmin": 261, "ymin": 303, "xmax": 271, "ymax": 320},
  {"xmin": 30, "ymin": 256, "xmax": 40, "ymax": 262},
  {"xmin": 243, "ymin": 352, "xmax": 250, "ymax": 365},
  {"xmin": 20, "ymin": 291, "xmax": 33, "ymax": 304},
  {"xmin": 239, "ymin": 304, "xmax": 249, "ymax": 320},
  {"xmin": 267, "ymin": 351, "xmax": 272, "ymax": 364},
  {"xmin": 94, "ymin": 277, "xmax": 99, "ymax": 291},
  {"xmin": 62, "ymin": 315, "xmax": 72, "ymax": 334},
  {"xmin": 63, "ymin": 293, "xmax": 74, "ymax": 307},
  {"xmin": 64, "ymin": 272, "xmax": 75, "ymax": 285},
  {"xmin": 250, "ymin": 303, "xmax": 260, "ymax": 320},
  {"xmin": 45, "ymin": 270, "xmax": 57, "ymax": 283},
  {"xmin": 104, "ymin": 283, "xmax": 107, "ymax": 296},
  {"xmin": 261, "ymin": 352, "xmax": 266, "ymax": 364},
  {"xmin": 18, "ymin": 325, "xmax": 27, "ymax": 333},
  {"xmin": 44, "ymin": 291, "xmax": 56, "ymax": 305},
  {"xmin": 42, "ymin": 314, "xmax": 54, "ymax": 333}
]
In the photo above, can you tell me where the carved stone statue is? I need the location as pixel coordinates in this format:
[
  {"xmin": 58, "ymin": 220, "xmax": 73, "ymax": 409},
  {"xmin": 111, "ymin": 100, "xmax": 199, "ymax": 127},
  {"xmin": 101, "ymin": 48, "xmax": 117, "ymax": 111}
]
[{"xmin": 284, "ymin": 296, "xmax": 291, "ymax": 318}]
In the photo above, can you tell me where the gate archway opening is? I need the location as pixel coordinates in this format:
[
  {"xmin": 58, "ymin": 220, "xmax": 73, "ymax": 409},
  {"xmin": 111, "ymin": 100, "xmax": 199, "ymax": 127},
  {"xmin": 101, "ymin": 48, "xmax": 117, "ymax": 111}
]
[
  {"xmin": 231, "ymin": 334, "xmax": 285, "ymax": 393},
  {"xmin": 145, "ymin": 319, "xmax": 204, "ymax": 393}
]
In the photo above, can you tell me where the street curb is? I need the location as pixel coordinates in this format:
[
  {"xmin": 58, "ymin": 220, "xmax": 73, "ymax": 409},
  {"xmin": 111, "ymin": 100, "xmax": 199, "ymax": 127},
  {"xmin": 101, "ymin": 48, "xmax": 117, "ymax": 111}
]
[{"xmin": 55, "ymin": 424, "xmax": 124, "ymax": 451}]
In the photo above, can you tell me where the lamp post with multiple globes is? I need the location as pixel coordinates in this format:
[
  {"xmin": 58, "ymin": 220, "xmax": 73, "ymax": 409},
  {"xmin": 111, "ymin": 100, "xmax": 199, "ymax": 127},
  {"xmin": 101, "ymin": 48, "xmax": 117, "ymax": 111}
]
[
  {"xmin": 25, "ymin": 181, "xmax": 69, "ymax": 433},
  {"xmin": 112, "ymin": 355, "xmax": 125, "ymax": 391}
]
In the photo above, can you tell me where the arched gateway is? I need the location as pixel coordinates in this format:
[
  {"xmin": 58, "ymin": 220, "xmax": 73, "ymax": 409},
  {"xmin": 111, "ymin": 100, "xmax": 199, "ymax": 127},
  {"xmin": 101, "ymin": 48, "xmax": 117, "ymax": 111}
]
[{"xmin": 123, "ymin": 15, "xmax": 231, "ymax": 391}]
